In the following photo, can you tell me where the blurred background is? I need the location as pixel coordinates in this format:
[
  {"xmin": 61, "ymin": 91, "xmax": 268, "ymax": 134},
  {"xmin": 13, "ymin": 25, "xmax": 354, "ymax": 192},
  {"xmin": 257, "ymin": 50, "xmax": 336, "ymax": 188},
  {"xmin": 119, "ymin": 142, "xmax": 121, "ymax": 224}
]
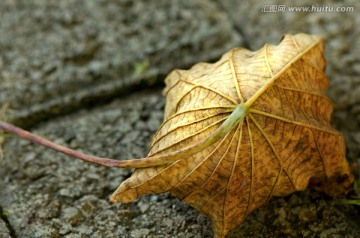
[{"xmin": 0, "ymin": 0, "xmax": 359, "ymax": 237}]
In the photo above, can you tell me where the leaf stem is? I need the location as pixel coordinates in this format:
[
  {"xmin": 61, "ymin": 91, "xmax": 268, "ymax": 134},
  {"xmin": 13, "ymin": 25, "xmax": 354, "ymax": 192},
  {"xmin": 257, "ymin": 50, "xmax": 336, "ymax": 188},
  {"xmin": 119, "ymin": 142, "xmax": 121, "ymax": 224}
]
[
  {"xmin": 0, "ymin": 120, "xmax": 122, "ymax": 167},
  {"xmin": 0, "ymin": 104, "xmax": 247, "ymax": 168}
]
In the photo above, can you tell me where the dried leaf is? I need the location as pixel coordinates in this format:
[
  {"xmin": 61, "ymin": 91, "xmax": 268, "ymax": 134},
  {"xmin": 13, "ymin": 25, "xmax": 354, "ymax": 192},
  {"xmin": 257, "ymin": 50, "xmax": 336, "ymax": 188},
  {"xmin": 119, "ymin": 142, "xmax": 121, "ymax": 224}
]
[
  {"xmin": 0, "ymin": 33, "xmax": 354, "ymax": 238},
  {"xmin": 110, "ymin": 33, "xmax": 354, "ymax": 237}
]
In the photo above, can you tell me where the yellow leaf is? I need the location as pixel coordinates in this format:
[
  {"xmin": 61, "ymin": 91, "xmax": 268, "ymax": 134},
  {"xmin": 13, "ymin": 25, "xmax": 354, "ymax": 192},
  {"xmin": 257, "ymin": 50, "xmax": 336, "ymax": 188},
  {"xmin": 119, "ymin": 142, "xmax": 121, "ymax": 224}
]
[
  {"xmin": 110, "ymin": 33, "xmax": 354, "ymax": 237},
  {"xmin": 0, "ymin": 33, "xmax": 354, "ymax": 238}
]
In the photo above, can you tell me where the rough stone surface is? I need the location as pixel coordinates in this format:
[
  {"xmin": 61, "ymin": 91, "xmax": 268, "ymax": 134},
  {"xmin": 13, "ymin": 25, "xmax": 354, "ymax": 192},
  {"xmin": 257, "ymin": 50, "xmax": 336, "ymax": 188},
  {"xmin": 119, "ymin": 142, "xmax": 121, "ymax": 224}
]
[
  {"xmin": 1, "ymin": 0, "xmax": 360, "ymax": 237},
  {"xmin": 0, "ymin": 0, "xmax": 241, "ymax": 128}
]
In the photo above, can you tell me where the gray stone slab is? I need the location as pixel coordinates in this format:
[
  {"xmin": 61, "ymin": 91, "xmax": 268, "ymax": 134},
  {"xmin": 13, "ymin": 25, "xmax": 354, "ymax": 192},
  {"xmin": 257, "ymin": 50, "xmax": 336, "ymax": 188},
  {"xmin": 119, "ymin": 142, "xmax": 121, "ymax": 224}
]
[
  {"xmin": 1, "ymin": 91, "xmax": 360, "ymax": 237},
  {"xmin": 220, "ymin": 0, "xmax": 360, "ymax": 165},
  {"xmin": 0, "ymin": 0, "xmax": 242, "ymax": 128}
]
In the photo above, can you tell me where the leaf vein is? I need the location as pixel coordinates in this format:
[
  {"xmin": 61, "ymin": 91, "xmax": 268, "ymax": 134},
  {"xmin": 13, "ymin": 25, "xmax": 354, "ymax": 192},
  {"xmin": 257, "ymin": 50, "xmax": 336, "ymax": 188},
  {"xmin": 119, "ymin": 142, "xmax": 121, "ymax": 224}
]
[
  {"xmin": 249, "ymin": 113, "xmax": 297, "ymax": 191},
  {"xmin": 150, "ymin": 111, "xmax": 232, "ymax": 151},
  {"xmin": 229, "ymin": 49, "xmax": 244, "ymax": 103},
  {"xmin": 249, "ymin": 109, "xmax": 339, "ymax": 135},
  {"xmin": 150, "ymin": 117, "xmax": 227, "ymax": 157},
  {"xmin": 180, "ymin": 79, "xmax": 238, "ymax": 104}
]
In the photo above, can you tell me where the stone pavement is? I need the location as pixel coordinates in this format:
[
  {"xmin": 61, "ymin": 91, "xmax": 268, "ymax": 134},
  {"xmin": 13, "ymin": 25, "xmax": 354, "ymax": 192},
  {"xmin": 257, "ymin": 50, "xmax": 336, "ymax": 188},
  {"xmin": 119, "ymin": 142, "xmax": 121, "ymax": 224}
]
[{"xmin": 1, "ymin": 0, "xmax": 359, "ymax": 237}]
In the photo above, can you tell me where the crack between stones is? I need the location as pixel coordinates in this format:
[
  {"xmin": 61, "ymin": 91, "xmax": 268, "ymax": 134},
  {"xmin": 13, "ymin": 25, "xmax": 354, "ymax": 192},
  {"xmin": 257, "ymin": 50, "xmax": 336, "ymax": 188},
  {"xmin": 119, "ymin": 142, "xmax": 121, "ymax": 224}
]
[
  {"xmin": 10, "ymin": 74, "xmax": 166, "ymax": 130},
  {"xmin": 0, "ymin": 206, "xmax": 17, "ymax": 238}
]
